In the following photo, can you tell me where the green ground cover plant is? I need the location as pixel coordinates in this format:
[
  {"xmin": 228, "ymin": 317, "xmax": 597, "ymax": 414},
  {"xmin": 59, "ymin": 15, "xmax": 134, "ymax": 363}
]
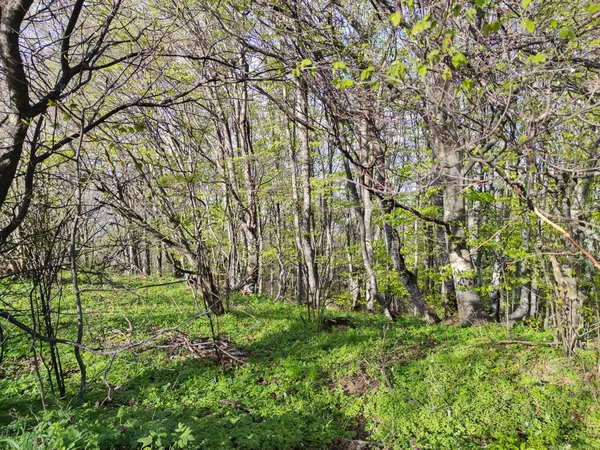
[{"xmin": 1, "ymin": 278, "xmax": 599, "ymax": 449}]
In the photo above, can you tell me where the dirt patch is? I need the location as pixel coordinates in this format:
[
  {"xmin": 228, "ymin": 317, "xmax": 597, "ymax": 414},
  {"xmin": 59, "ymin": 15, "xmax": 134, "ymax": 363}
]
[
  {"xmin": 527, "ymin": 357, "xmax": 576, "ymax": 386},
  {"xmin": 383, "ymin": 339, "xmax": 440, "ymax": 366},
  {"xmin": 342, "ymin": 371, "xmax": 381, "ymax": 395}
]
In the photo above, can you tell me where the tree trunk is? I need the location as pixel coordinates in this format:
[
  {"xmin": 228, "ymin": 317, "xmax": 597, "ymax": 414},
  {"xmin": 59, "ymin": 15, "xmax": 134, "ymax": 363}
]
[
  {"xmin": 0, "ymin": 0, "xmax": 33, "ymax": 209},
  {"xmin": 285, "ymin": 86, "xmax": 306, "ymax": 304},
  {"xmin": 440, "ymin": 144, "xmax": 491, "ymax": 325},
  {"xmin": 508, "ymin": 227, "xmax": 532, "ymax": 324},
  {"xmin": 295, "ymin": 78, "xmax": 319, "ymax": 311},
  {"xmin": 236, "ymin": 64, "xmax": 259, "ymax": 294},
  {"xmin": 382, "ymin": 209, "xmax": 439, "ymax": 323}
]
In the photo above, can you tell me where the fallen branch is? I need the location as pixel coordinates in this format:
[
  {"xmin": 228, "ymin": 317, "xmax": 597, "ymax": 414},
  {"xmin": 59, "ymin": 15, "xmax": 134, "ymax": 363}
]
[
  {"xmin": 219, "ymin": 399, "xmax": 251, "ymax": 414},
  {"xmin": 457, "ymin": 338, "xmax": 558, "ymax": 350}
]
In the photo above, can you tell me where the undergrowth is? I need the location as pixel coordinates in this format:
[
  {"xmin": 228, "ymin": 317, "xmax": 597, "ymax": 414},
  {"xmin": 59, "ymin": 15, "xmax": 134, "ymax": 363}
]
[{"xmin": 0, "ymin": 277, "xmax": 599, "ymax": 449}]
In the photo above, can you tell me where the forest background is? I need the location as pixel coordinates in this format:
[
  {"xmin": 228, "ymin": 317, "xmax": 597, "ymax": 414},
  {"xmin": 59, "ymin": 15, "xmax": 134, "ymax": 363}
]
[{"xmin": 1, "ymin": 0, "xmax": 600, "ymax": 448}]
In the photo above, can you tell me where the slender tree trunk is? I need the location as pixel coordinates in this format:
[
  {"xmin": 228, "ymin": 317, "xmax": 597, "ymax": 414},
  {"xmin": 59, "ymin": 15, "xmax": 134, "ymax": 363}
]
[
  {"xmin": 70, "ymin": 125, "xmax": 86, "ymax": 398},
  {"xmin": 508, "ymin": 227, "xmax": 532, "ymax": 324},
  {"xmin": 237, "ymin": 67, "xmax": 259, "ymax": 294},
  {"xmin": 295, "ymin": 78, "xmax": 319, "ymax": 311},
  {"xmin": 382, "ymin": 206, "xmax": 440, "ymax": 323},
  {"xmin": 433, "ymin": 191, "xmax": 457, "ymax": 317},
  {"xmin": 285, "ymin": 87, "xmax": 306, "ymax": 304},
  {"xmin": 273, "ymin": 202, "xmax": 287, "ymax": 301},
  {"xmin": 345, "ymin": 209, "xmax": 361, "ymax": 309}
]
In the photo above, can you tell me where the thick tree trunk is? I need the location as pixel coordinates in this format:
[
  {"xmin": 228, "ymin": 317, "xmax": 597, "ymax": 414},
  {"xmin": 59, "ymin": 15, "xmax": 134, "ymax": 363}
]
[
  {"xmin": 0, "ymin": 0, "xmax": 33, "ymax": 209},
  {"xmin": 440, "ymin": 145, "xmax": 491, "ymax": 325},
  {"xmin": 273, "ymin": 202, "xmax": 287, "ymax": 301}
]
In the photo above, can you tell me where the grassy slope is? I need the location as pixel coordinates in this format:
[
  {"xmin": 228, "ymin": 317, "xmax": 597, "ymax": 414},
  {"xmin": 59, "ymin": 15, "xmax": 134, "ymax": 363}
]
[{"xmin": 0, "ymin": 279, "xmax": 599, "ymax": 449}]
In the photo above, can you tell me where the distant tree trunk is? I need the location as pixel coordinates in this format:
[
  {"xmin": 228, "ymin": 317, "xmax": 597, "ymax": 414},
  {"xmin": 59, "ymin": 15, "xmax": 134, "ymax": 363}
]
[
  {"xmin": 467, "ymin": 163, "xmax": 483, "ymax": 287},
  {"xmin": 157, "ymin": 244, "xmax": 164, "ymax": 276},
  {"xmin": 345, "ymin": 209, "xmax": 361, "ymax": 310},
  {"xmin": 489, "ymin": 246, "xmax": 503, "ymax": 322},
  {"xmin": 143, "ymin": 237, "xmax": 151, "ymax": 276},
  {"xmin": 343, "ymin": 151, "xmax": 387, "ymax": 317},
  {"xmin": 508, "ymin": 227, "xmax": 532, "ymax": 324},
  {"xmin": 273, "ymin": 202, "xmax": 287, "ymax": 301},
  {"xmin": 433, "ymin": 191, "xmax": 457, "ymax": 317}
]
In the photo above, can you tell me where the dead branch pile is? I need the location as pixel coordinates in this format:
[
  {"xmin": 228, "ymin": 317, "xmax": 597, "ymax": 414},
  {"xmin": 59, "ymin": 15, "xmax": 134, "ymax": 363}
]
[{"xmin": 149, "ymin": 331, "xmax": 247, "ymax": 366}]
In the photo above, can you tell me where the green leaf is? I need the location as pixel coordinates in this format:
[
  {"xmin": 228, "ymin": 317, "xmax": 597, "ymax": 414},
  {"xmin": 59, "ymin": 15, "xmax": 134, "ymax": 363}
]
[
  {"xmin": 390, "ymin": 60, "xmax": 406, "ymax": 78},
  {"xmin": 521, "ymin": 18, "xmax": 535, "ymax": 33},
  {"xmin": 47, "ymin": 99, "xmax": 58, "ymax": 107},
  {"xmin": 360, "ymin": 66, "xmax": 375, "ymax": 81},
  {"xmin": 588, "ymin": 3, "xmax": 600, "ymax": 14},
  {"xmin": 442, "ymin": 66, "xmax": 453, "ymax": 80},
  {"xmin": 462, "ymin": 79, "xmax": 474, "ymax": 91},
  {"xmin": 417, "ymin": 64, "xmax": 428, "ymax": 78},
  {"xmin": 341, "ymin": 79, "xmax": 354, "ymax": 89},
  {"xmin": 484, "ymin": 20, "xmax": 501, "ymax": 35},
  {"xmin": 301, "ymin": 59, "xmax": 312, "ymax": 67},
  {"xmin": 427, "ymin": 49, "xmax": 440, "ymax": 64},
  {"xmin": 527, "ymin": 52, "xmax": 546, "ymax": 64},
  {"xmin": 559, "ymin": 27, "xmax": 576, "ymax": 40},
  {"xmin": 389, "ymin": 11, "xmax": 402, "ymax": 26},
  {"xmin": 411, "ymin": 15, "xmax": 431, "ymax": 35},
  {"xmin": 138, "ymin": 436, "xmax": 154, "ymax": 446},
  {"xmin": 475, "ymin": 0, "xmax": 484, "ymax": 7},
  {"xmin": 521, "ymin": 0, "xmax": 532, "ymax": 8},
  {"xmin": 452, "ymin": 52, "xmax": 467, "ymax": 68},
  {"xmin": 332, "ymin": 61, "xmax": 347, "ymax": 72},
  {"xmin": 452, "ymin": 5, "xmax": 462, "ymax": 17}
]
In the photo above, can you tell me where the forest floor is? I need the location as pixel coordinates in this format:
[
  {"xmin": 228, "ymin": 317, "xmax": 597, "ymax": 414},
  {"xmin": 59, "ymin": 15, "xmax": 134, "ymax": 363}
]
[{"xmin": 1, "ymin": 278, "xmax": 600, "ymax": 449}]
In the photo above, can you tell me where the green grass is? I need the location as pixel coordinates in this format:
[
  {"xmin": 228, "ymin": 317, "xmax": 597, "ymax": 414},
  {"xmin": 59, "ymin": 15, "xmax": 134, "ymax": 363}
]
[{"xmin": 1, "ymin": 277, "xmax": 599, "ymax": 449}]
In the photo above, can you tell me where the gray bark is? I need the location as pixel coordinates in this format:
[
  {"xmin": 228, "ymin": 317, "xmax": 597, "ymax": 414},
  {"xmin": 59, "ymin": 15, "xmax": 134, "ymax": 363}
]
[
  {"xmin": 440, "ymin": 143, "xmax": 490, "ymax": 325},
  {"xmin": 285, "ymin": 86, "xmax": 306, "ymax": 304},
  {"xmin": 295, "ymin": 78, "xmax": 319, "ymax": 310}
]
